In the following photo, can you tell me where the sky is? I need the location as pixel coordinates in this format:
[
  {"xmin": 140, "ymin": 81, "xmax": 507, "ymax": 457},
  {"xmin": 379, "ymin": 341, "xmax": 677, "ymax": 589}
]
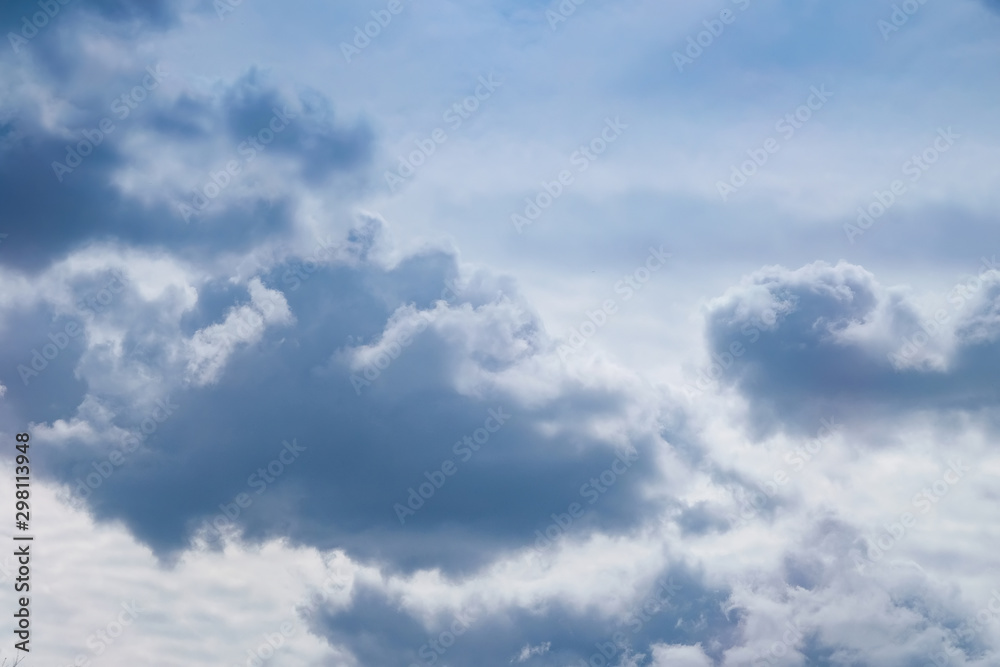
[{"xmin": 0, "ymin": 0, "xmax": 999, "ymax": 665}]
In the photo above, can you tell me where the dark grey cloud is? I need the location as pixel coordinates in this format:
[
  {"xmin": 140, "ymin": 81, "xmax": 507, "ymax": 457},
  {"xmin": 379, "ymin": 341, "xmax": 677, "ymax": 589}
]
[
  {"xmin": 10, "ymin": 226, "xmax": 670, "ymax": 577},
  {"xmin": 703, "ymin": 261, "xmax": 1000, "ymax": 435},
  {"xmin": 0, "ymin": 67, "xmax": 371, "ymax": 271},
  {"xmin": 0, "ymin": 0, "xmax": 177, "ymax": 32},
  {"xmin": 313, "ymin": 564, "xmax": 741, "ymax": 667},
  {"xmin": 223, "ymin": 68, "xmax": 374, "ymax": 183}
]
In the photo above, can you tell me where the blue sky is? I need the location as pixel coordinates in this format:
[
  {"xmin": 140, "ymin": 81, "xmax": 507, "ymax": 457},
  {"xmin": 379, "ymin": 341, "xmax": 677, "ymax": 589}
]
[{"xmin": 1, "ymin": 0, "xmax": 1000, "ymax": 665}]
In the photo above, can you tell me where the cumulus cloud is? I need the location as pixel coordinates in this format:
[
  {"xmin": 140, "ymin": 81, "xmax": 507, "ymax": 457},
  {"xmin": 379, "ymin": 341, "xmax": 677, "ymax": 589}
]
[
  {"xmin": 3, "ymin": 0, "xmax": 1000, "ymax": 664},
  {"xmin": 185, "ymin": 277, "xmax": 294, "ymax": 386},
  {"xmin": 701, "ymin": 260, "xmax": 1000, "ymax": 434}
]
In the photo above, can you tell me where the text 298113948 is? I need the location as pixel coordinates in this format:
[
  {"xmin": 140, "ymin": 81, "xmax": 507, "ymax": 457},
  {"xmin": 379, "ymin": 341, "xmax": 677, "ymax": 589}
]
[{"xmin": 13, "ymin": 432, "xmax": 32, "ymax": 655}]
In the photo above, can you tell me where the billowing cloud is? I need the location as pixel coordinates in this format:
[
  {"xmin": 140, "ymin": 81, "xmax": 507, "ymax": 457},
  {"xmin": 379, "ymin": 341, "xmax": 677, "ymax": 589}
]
[
  {"xmin": 3, "ymin": 0, "xmax": 1000, "ymax": 664},
  {"xmin": 702, "ymin": 260, "xmax": 1000, "ymax": 434}
]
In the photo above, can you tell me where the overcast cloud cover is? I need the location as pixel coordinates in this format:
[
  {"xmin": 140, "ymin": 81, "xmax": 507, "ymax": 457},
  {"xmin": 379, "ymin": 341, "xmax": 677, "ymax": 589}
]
[{"xmin": 1, "ymin": 0, "xmax": 999, "ymax": 665}]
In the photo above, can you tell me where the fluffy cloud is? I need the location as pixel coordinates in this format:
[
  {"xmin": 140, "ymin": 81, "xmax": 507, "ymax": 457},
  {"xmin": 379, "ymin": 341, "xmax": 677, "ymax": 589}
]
[
  {"xmin": 3, "ymin": 0, "xmax": 1000, "ymax": 664},
  {"xmin": 702, "ymin": 260, "xmax": 1000, "ymax": 434}
]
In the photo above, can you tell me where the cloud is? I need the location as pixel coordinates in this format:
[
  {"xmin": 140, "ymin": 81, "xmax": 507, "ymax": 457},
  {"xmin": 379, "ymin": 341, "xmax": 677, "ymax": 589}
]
[
  {"xmin": 185, "ymin": 277, "xmax": 294, "ymax": 386},
  {"xmin": 513, "ymin": 641, "xmax": 551, "ymax": 662},
  {"xmin": 0, "ymin": 219, "xmax": 680, "ymax": 582},
  {"xmin": 0, "ymin": 63, "xmax": 371, "ymax": 270},
  {"xmin": 0, "ymin": 0, "xmax": 181, "ymax": 32},
  {"xmin": 222, "ymin": 68, "xmax": 375, "ymax": 184},
  {"xmin": 649, "ymin": 642, "xmax": 713, "ymax": 667},
  {"xmin": 702, "ymin": 260, "xmax": 1000, "ymax": 434},
  {"xmin": 311, "ymin": 555, "xmax": 739, "ymax": 666}
]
